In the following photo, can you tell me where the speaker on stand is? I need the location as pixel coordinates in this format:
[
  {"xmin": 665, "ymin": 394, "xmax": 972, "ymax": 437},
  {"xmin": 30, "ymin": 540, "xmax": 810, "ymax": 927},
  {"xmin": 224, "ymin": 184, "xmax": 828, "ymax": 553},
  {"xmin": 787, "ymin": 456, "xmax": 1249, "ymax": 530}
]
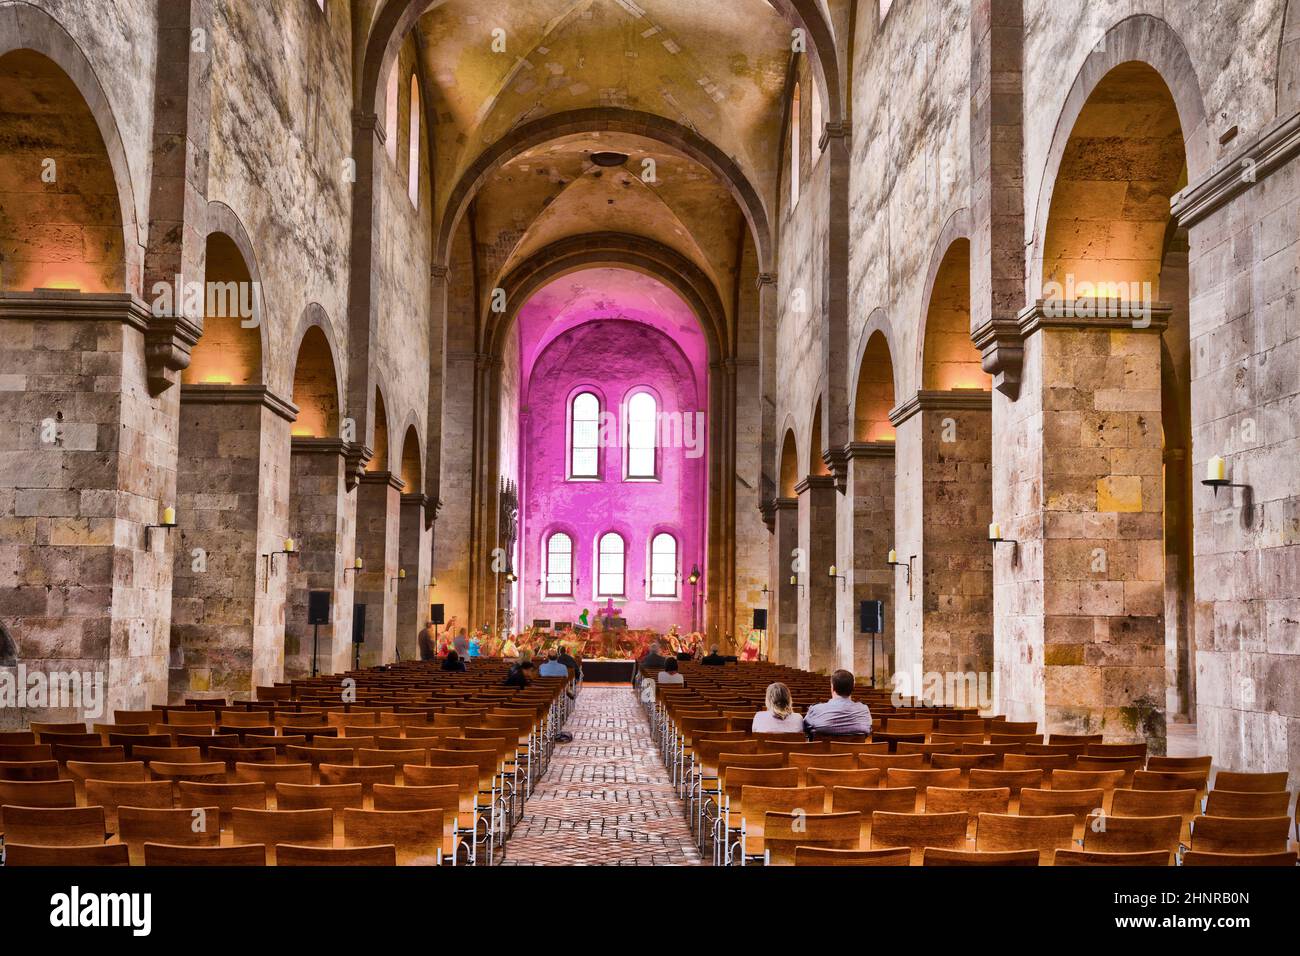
[
  {"xmin": 752, "ymin": 608, "xmax": 768, "ymax": 660},
  {"xmin": 307, "ymin": 591, "xmax": 331, "ymax": 677},
  {"xmin": 430, "ymin": 603, "xmax": 444, "ymax": 659},
  {"xmin": 352, "ymin": 604, "xmax": 366, "ymax": 672},
  {"xmin": 860, "ymin": 599, "xmax": 884, "ymax": 687}
]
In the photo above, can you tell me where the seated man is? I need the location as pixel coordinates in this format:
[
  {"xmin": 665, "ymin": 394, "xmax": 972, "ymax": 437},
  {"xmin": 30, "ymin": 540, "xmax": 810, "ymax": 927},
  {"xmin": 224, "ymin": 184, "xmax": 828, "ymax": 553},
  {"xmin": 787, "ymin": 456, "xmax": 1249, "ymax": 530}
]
[
  {"xmin": 803, "ymin": 669, "xmax": 873, "ymax": 737},
  {"xmin": 538, "ymin": 650, "xmax": 569, "ymax": 679},
  {"xmin": 640, "ymin": 641, "xmax": 667, "ymax": 671},
  {"xmin": 700, "ymin": 645, "xmax": 726, "ymax": 666}
]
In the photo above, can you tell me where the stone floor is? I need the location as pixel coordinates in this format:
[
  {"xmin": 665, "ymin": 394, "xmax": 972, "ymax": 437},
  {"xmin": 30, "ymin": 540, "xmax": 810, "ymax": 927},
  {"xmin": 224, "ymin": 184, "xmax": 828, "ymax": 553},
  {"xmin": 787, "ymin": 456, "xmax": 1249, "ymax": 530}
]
[{"xmin": 501, "ymin": 684, "xmax": 703, "ymax": 865}]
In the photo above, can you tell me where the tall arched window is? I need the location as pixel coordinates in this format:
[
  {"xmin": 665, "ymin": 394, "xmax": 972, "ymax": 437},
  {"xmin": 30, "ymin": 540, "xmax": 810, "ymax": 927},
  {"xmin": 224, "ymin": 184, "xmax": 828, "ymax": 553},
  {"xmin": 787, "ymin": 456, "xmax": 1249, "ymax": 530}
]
[
  {"xmin": 625, "ymin": 391, "xmax": 658, "ymax": 479},
  {"xmin": 790, "ymin": 82, "xmax": 801, "ymax": 210},
  {"xmin": 649, "ymin": 532, "xmax": 678, "ymax": 597},
  {"xmin": 408, "ymin": 75, "xmax": 420, "ymax": 208},
  {"xmin": 384, "ymin": 66, "xmax": 399, "ymax": 165},
  {"xmin": 569, "ymin": 391, "xmax": 600, "ymax": 479},
  {"xmin": 810, "ymin": 79, "xmax": 823, "ymax": 165},
  {"xmin": 597, "ymin": 532, "xmax": 625, "ymax": 597},
  {"xmin": 544, "ymin": 532, "xmax": 573, "ymax": 597}
]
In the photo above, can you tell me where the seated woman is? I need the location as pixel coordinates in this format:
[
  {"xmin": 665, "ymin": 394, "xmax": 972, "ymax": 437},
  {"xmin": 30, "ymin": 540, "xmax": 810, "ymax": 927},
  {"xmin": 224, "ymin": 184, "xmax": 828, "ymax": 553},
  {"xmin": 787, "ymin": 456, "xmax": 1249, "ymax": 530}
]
[
  {"xmin": 441, "ymin": 649, "xmax": 467, "ymax": 672},
  {"xmin": 656, "ymin": 656, "xmax": 685, "ymax": 685},
  {"xmin": 504, "ymin": 649, "xmax": 535, "ymax": 688},
  {"xmin": 752, "ymin": 681, "xmax": 804, "ymax": 734}
]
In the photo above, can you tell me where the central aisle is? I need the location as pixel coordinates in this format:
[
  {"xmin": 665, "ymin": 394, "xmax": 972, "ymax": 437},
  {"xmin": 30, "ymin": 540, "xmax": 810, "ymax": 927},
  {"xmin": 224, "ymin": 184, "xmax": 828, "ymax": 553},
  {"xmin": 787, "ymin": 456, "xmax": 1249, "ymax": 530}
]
[{"xmin": 502, "ymin": 685, "xmax": 703, "ymax": 865}]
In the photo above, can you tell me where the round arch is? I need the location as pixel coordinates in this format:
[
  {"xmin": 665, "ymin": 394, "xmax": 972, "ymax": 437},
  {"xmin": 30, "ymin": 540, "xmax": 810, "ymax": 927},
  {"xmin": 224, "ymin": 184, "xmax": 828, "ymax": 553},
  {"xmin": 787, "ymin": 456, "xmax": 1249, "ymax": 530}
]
[
  {"xmin": 850, "ymin": 307, "xmax": 902, "ymax": 404},
  {"xmin": 398, "ymin": 420, "xmax": 423, "ymax": 494},
  {"xmin": 777, "ymin": 422, "xmax": 801, "ymax": 498},
  {"xmin": 914, "ymin": 208, "xmax": 973, "ymax": 388},
  {"xmin": 288, "ymin": 303, "xmax": 346, "ymax": 421},
  {"xmin": 0, "ymin": 4, "xmax": 143, "ymax": 293},
  {"xmin": 1027, "ymin": 14, "xmax": 1209, "ymax": 296}
]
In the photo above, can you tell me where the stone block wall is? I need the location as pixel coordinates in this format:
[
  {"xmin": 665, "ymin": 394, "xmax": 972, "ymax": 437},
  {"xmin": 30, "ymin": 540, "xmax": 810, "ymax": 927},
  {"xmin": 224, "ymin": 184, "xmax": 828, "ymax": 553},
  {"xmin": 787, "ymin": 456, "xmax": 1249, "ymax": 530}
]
[{"xmin": 354, "ymin": 472, "xmax": 400, "ymax": 667}]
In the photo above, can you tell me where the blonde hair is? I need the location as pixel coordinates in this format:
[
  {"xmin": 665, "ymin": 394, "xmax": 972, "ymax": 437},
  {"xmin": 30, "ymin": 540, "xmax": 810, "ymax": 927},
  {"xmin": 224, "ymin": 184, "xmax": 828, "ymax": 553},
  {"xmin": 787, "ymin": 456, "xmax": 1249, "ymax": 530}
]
[{"xmin": 765, "ymin": 682, "xmax": 793, "ymax": 719}]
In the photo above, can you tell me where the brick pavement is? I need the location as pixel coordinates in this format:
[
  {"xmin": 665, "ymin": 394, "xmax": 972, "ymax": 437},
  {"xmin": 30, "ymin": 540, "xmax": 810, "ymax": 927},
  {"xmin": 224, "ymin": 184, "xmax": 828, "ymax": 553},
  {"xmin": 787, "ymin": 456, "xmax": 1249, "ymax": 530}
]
[{"xmin": 501, "ymin": 685, "xmax": 703, "ymax": 865}]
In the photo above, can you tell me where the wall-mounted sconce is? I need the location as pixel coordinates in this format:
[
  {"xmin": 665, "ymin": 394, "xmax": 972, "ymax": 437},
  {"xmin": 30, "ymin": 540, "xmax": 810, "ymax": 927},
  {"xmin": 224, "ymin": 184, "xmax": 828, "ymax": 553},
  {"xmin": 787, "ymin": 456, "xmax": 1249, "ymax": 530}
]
[
  {"xmin": 390, "ymin": 567, "xmax": 406, "ymax": 590},
  {"xmin": 828, "ymin": 564, "xmax": 846, "ymax": 590},
  {"xmin": 1201, "ymin": 455, "xmax": 1246, "ymax": 496},
  {"xmin": 887, "ymin": 548, "xmax": 915, "ymax": 600},
  {"xmin": 146, "ymin": 504, "xmax": 178, "ymax": 540},
  {"xmin": 344, "ymin": 556, "xmax": 362, "ymax": 579},
  {"xmin": 788, "ymin": 573, "xmax": 806, "ymax": 594},
  {"xmin": 262, "ymin": 537, "xmax": 297, "ymax": 590},
  {"xmin": 988, "ymin": 522, "xmax": 1015, "ymax": 546}
]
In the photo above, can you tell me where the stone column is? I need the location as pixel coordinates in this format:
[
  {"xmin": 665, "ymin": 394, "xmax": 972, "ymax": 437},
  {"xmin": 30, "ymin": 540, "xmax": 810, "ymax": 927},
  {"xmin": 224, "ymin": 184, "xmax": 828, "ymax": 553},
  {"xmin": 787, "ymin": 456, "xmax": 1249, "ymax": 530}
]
[
  {"xmin": 839, "ymin": 442, "xmax": 895, "ymax": 686},
  {"xmin": 770, "ymin": 498, "xmax": 798, "ymax": 664},
  {"xmin": 796, "ymin": 475, "xmax": 837, "ymax": 673},
  {"xmin": 284, "ymin": 438, "xmax": 351, "ymax": 679},
  {"xmin": 891, "ymin": 391, "xmax": 994, "ymax": 698},
  {"xmin": 354, "ymin": 472, "xmax": 401, "ymax": 667},
  {"xmin": 396, "ymin": 492, "xmax": 431, "ymax": 662},
  {"xmin": 1001, "ymin": 302, "xmax": 1169, "ymax": 749},
  {"xmin": 0, "ymin": 291, "xmax": 177, "ymax": 719},
  {"xmin": 169, "ymin": 385, "xmax": 294, "ymax": 701}
]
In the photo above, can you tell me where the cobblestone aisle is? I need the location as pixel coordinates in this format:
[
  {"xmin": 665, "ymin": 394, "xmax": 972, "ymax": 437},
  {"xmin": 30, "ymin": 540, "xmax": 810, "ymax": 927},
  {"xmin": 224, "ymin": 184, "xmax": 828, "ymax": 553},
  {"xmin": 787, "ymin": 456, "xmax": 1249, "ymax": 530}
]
[{"xmin": 501, "ymin": 685, "xmax": 703, "ymax": 865}]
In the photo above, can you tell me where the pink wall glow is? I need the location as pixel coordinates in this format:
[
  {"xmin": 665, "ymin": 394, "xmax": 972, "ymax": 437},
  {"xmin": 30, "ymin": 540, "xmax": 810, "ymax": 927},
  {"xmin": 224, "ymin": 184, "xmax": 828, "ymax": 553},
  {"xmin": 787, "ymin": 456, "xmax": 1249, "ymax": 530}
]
[{"xmin": 519, "ymin": 303, "xmax": 708, "ymax": 635}]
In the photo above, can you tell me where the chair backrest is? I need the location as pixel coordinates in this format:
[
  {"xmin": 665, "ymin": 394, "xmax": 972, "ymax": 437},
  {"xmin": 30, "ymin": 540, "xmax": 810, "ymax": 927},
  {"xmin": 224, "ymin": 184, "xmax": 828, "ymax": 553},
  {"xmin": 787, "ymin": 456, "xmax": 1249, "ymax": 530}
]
[
  {"xmin": 988, "ymin": 721, "xmax": 1036, "ymax": 735},
  {"xmin": 1055, "ymin": 849, "xmax": 1172, "ymax": 866},
  {"xmin": 922, "ymin": 847, "xmax": 1038, "ymax": 866},
  {"xmin": 85, "ymin": 779, "xmax": 174, "ymax": 832},
  {"xmin": 136, "ymin": 745, "xmax": 202, "ymax": 764},
  {"xmin": 232, "ymin": 808, "xmax": 333, "ymax": 862},
  {"xmin": 0, "ymin": 779, "xmax": 77, "ymax": 822},
  {"xmin": 1085, "ymin": 743, "xmax": 1147, "ymax": 758},
  {"xmin": 968, "ymin": 768, "xmax": 1043, "ymax": 795},
  {"xmin": 858, "ymin": 753, "xmax": 924, "ymax": 772},
  {"xmin": 826, "ymin": 742, "xmax": 890, "ymax": 756},
  {"xmin": 1050, "ymin": 768, "xmax": 1124, "ymax": 795},
  {"xmin": 149, "ymin": 761, "xmax": 226, "ymax": 783},
  {"xmin": 936, "ymin": 720, "xmax": 986, "ymax": 735},
  {"xmin": 722, "ymin": 767, "xmax": 800, "ymax": 805},
  {"xmin": 1203, "ymin": 789, "xmax": 1291, "ymax": 818},
  {"xmin": 1046, "ymin": 733, "xmax": 1103, "ymax": 745},
  {"xmin": 1083, "ymin": 813, "xmax": 1182, "ymax": 853},
  {"xmin": 1019, "ymin": 787, "xmax": 1105, "ymax": 824},
  {"xmin": 177, "ymin": 781, "xmax": 268, "ymax": 815},
  {"xmin": 884, "ymin": 717, "xmax": 933, "ymax": 735},
  {"xmin": 358, "ymin": 748, "xmax": 425, "ymax": 770},
  {"xmin": 1004, "ymin": 753, "xmax": 1072, "ymax": 774},
  {"xmin": 66, "ymin": 760, "xmax": 147, "ymax": 784},
  {"xmin": 794, "ymin": 846, "xmax": 909, "ymax": 866},
  {"xmin": 1133, "ymin": 769, "xmax": 1209, "ymax": 794},
  {"xmin": 343, "ymin": 808, "xmax": 443, "ymax": 865},
  {"xmin": 402, "ymin": 764, "xmax": 479, "ymax": 807},
  {"xmin": 886, "ymin": 767, "xmax": 961, "ymax": 792},
  {"xmin": 276, "ymin": 844, "xmax": 397, "ymax": 866},
  {"xmin": 785, "ymin": 752, "xmax": 855, "ymax": 775},
  {"xmin": 1212, "ymin": 771, "xmax": 1288, "ymax": 793},
  {"xmin": 274, "ymin": 782, "xmax": 364, "ymax": 812},
  {"xmin": 805, "ymin": 768, "xmax": 880, "ymax": 808},
  {"xmin": 4, "ymin": 843, "xmax": 131, "ymax": 866},
  {"xmin": 1110, "ymin": 787, "xmax": 1198, "ymax": 826},
  {"xmin": 118, "ymin": 805, "xmax": 221, "ymax": 864},
  {"xmin": 320, "ymin": 763, "xmax": 396, "ymax": 792},
  {"xmin": 1189, "ymin": 815, "xmax": 1291, "ymax": 854},
  {"xmin": 716, "ymin": 752, "xmax": 785, "ymax": 786},
  {"xmin": 143, "ymin": 843, "xmax": 267, "ymax": 866},
  {"xmin": 1146, "ymin": 755, "xmax": 1212, "ymax": 771},
  {"xmin": 763, "ymin": 811, "xmax": 861, "ymax": 866},
  {"xmin": 235, "ymin": 762, "xmax": 313, "ymax": 786},
  {"xmin": 923, "ymin": 786, "xmax": 1010, "ymax": 823},
  {"xmin": 870, "ymin": 811, "xmax": 967, "ymax": 864},
  {"xmin": 373, "ymin": 782, "xmax": 460, "ymax": 814},
  {"xmin": 930, "ymin": 752, "xmax": 999, "ymax": 773},
  {"xmin": 166, "ymin": 711, "xmax": 216, "ymax": 727},
  {"xmin": 51, "ymin": 743, "xmax": 126, "ymax": 764},
  {"xmin": 3, "ymin": 804, "xmax": 106, "ymax": 846},
  {"xmin": 1180, "ymin": 849, "xmax": 1298, "ymax": 867},
  {"xmin": 975, "ymin": 812, "xmax": 1074, "ymax": 864}
]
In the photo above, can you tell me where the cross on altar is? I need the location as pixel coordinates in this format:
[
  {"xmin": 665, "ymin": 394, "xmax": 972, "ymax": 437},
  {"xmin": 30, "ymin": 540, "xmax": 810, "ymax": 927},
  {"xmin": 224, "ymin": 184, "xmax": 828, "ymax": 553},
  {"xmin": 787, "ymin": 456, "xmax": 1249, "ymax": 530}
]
[{"xmin": 598, "ymin": 598, "xmax": 618, "ymax": 623}]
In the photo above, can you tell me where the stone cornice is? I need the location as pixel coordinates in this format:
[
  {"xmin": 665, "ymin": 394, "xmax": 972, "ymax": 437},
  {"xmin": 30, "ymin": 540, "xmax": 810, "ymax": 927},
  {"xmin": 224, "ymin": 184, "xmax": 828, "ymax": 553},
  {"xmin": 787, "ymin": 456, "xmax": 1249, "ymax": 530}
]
[
  {"xmin": 755, "ymin": 272, "xmax": 778, "ymax": 289},
  {"xmin": 179, "ymin": 383, "xmax": 298, "ymax": 423},
  {"xmin": 1171, "ymin": 107, "xmax": 1300, "ymax": 229},
  {"xmin": 359, "ymin": 469, "xmax": 406, "ymax": 492},
  {"xmin": 400, "ymin": 491, "xmax": 428, "ymax": 509},
  {"xmin": 823, "ymin": 445, "xmax": 849, "ymax": 494},
  {"xmin": 889, "ymin": 388, "xmax": 992, "ymax": 428},
  {"xmin": 343, "ymin": 443, "xmax": 373, "ymax": 491},
  {"xmin": 971, "ymin": 315, "xmax": 1024, "ymax": 400},
  {"xmin": 843, "ymin": 440, "xmax": 896, "ymax": 460},
  {"xmin": 353, "ymin": 109, "xmax": 385, "ymax": 146},
  {"xmin": 793, "ymin": 474, "xmax": 836, "ymax": 495},
  {"xmin": 819, "ymin": 121, "xmax": 850, "ymax": 151},
  {"xmin": 1017, "ymin": 299, "xmax": 1171, "ymax": 338},
  {"xmin": 773, "ymin": 496, "xmax": 798, "ymax": 512},
  {"xmin": 290, "ymin": 436, "xmax": 347, "ymax": 457}
]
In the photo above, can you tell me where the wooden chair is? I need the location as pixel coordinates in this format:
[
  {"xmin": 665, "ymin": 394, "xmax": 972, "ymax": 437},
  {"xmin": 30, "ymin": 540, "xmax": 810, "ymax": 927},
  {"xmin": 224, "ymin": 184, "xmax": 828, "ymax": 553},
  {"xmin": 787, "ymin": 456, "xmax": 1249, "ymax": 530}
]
[
  {"xmin": 930, "ymin": 752, "xmax": 1000, "ymax": 778},
  {"xmin": 968, "ymin": 768, "xmax": 1043, "ymax": 809},
  {"xmin": 232, "ymin": 807, "xmax": 333, "ymax": 863},
  {"xmin": 1047, "ymin": 734, "xmax": 1103, "ymax": 745},
  {"xmin": 135, "ymin": 745, "xmax": 203, "ymax": 765},
  {"xmin": 235, "ymin": 762, "xmax": 312, "ymax": 787},
  {"xmin": 372, "ymin": 784, "xmax": 460, "ymax": 860},
  {"xmin": 858, "ymin": 753, "xmax": 924, "ymax": 773},
  {"xmin": 1132, "ymin": 769, "xmax": 1209, "ymax": 801},
  {"xmin": 143, "ymin": 843, "xmax": 267, "ymax": 866},
  {"xmin": 178, "ymin": 781, "xmax": 267, "ymax": 818},
  {"xmin": 886, "ymin": 767, "xmax": 961, "ymax": 806},
  {"xmin": 3, "ymin": 805, "xmax": 106, "ymax": 846},
  {"xmin": 1019, "ymin": 788, "xmax": 1105, "ymax": 839},
  {"xmin": 1146, "ymin": 755, "xmax": 1212, "ymax": 772},
  {"xmin": 1213, "ymin": 771, "xmax": 1288, "ymax": 793},
  {"xmin": 734, "ymin": 785, "xmax": 826, "ymax": 863},
  {"xmin": 0, "ymin": 760, "xmax": 60, "ymax": 782},
  {"xmin": 763, "ymin": 811, "xmax": 861, "ymax": 865},
  {"xmin": 1110, "ymin": 788, "xmax": 1199, "ymax": 837},
  {"xmin": 884, "ymin": 717, "xmax": 933, "ymax": 735},
  {"xmin": 1055, "ymin": 849, "xmax": 1172, "ymax": 866},
  {"xmin": 320, "ymin": 763, "xmax": 395, "ymax": 795},
  {"xmin": 794, "ymin": 846, "xmax": 909, "ymax": 866},
  {"xmin": 1074, "ymin": 756, "xmax": 1144, "ymax": 785},
  {"xmin": 0, "ymin": 731, "xmax": 37, "ymax": 745},
  {"xmin": 50, "ymin": 743, "xmax": 126, "ymax": 765},
  {"xmin": 209, "ymin": 746, "xmax": 276, "ymax": 771},
  {"xmin": 1189, "ymin": 815, "xmax": 1290, "ymax": 854},
  {"xmin": 924, "ymin": 787, "xmax": 1010, "ymax": 838},
  {"xmin": 1085, "ymin": 743, "xmax": 1147, "ymax": 759},
  {"xmin": 276, "ymin": 844, "xmax": 397, "ymax": 866},
  {"xmin": 1181, "ymin": 850, "xmax": 1298, "ymax": 866},
  {"xmin": 150, "ymin": 760, "xmax": 226, "ymax": 785},
  {"xmin": 826, "ymin": 741, "xmax": 890, "ymax": 756},
  {"xmin": 1204, "ymin": 789, "xmax": 1291, "ymax": 818},
  {"xmin": 1050, "ymin": 768, "xmax": 1124, "ymax": 809},
  {"xmin": 1004, "ymin": 753, "xmax": 1072, "ymax": 775},
  {"xmin": 1083, "ymin": 813, "xmax": 1182, "ymax": 854},
  {"xmin": 922, "ymin": 847, "xmax": 1038, "ymax": 866},
  {"xmin": 930, "ymin": 733, "xmax": 985, "ymax": 745},
  {"xmin": 831, "ymin": 787, "xmax": 916, "ymax": 846},
  {"xmin": 988, "ymin": 721, "xmax": 1036, "ymax": 736},
  {"xmin": 118, "ymin": 805, "xmax": 221, "ymax": 865},
  {"xmin": 786, "ymin": 751, "xmax": 855, "ymax": 783},
  {"xmin": 870, "ymin": 811, "xmax": 967, "ymax": 865},
  {"xmin": 0, "ymin": 779, "xmax": 77, "ymax": 832},
  {"xmin": 4, "ymin": 843, "xmax": 130, "ymax": 866},
  {"xmin": 805, "ymin": 768, "xmax": 880, "ymax": 810},
  {"xmin": 67, "ymin": 760, "xmax": 146, "ymax": 784},
  {"xmin": 343, "ymin": 808, "xmax": 443, "ymax": 865},
  {"xmin": 975, "ymin": 812, "xmax": 1073, "ymax": 864},
  {"xmin": 85, "ymin": 779, "xmax": 174, "ymax": 834},
  {"xmin": 274, "ymin": 782, "xmax": 364, "ymax": 813}
]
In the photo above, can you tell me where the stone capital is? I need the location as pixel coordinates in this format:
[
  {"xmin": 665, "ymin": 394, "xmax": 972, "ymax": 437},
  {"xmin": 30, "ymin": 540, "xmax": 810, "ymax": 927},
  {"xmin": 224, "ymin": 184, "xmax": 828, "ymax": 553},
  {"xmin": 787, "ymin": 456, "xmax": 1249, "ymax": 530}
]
[
  {"xmin": 888, "ymin": 388, "xmax": 992, "ymax": 428},
  {"xmin": 343, "ymin": 443, "xmax": 373, "ymax": 490},
  {"xmin": 793, "ymin": 474, "xmax": 836, "ymax": 495},
  {"xmin": 819, "ymin": 121, "xmax": 850, "ymax": 151},
  {"xmin": 822, "ymin": 445, "xmax": 849, "ymax": 494},
  {"xmin": 353, "ymin": 109, "xmax": 385, "ymax": 146},
  {"xmin": 971, "ymin": 315, "xmax": 1025, "ymax": 400},
  {"xmin": 290, "ymin": 436, "xmax": 348, "ymax": 458},
  {"xmin": 359, "ymin": 469, "xmax": 406, "ymax": 492},
  {"xmin": 755, "ymin": 272, "xmax": 778, "ymax": 289},
  {"xmin": 843, "ymin": 440, "xmax": 896, "ymax": 461},
  {"xmin": 179, "ymin": 383, "xmax": 298, "ymax": 422}
]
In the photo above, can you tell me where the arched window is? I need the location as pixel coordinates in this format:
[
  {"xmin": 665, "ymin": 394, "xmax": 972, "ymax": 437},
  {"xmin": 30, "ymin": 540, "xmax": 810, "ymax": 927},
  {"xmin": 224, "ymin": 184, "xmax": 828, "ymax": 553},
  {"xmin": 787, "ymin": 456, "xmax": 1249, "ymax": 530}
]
[
  {"xmin": 569, "ymin": 391, "xmax": 600, "ymax": 479},
  {"xmin": 597, "ymin": 533, "xmax": 625, "ymax": 597},
  {"xmin": 408, "ymin": 75, "xmax": 420, "ymax": 208},
  {"xmin": 625, "ymin": 391, "xmax": 658, "ymax": 479},
  {"xmin": 544, "ymin": 532, "xmax": 573, "ymax": 597},
  {"xmin": 790, "ymin": 82, "xmax": 801, "ymax": 210},
  {"xmin": 384, "ymin": 66, "xmax": 399, "ymax": 165},
  {"xmin": 649, "ymin": 533, "xmax": 678, "ymax": 597},
  {"xmin": 810, "ymin": 79, "xmax": 823, "ymax": 165}
]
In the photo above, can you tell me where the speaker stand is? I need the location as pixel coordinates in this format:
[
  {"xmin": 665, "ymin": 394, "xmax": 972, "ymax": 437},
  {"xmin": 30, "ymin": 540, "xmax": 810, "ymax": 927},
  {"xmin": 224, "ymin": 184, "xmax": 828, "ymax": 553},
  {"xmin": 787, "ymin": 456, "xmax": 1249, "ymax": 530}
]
[{"xmin": 311, "ymin": 623, "xmax": 320, "ymax": 678}]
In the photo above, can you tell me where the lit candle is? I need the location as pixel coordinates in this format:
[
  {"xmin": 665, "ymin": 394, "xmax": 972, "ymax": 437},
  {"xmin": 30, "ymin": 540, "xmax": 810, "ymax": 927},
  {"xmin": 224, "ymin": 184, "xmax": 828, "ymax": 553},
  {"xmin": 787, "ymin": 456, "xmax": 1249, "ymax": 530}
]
[
  {"xmin": 398, "ymin": 568, "xmax": 406, "ymax": 579},
  {"xmin": 1206, "ymin": 455, "xmax": 1226, "ymax": 482},
  {"xmin": 888, "ymin": 548, "xmax": 897, "ymax": 564},
  {"xmin": 988, "ymin": 522, "xmax": 1001, "ymax": 541},
  {"xmin": 283, "ymin": 538, "xmax": 295, "ymax": 553},
  {"xmin": 828, "ymin": 564, "xmax": 837, "ymax": 577},
  {"xmin": 162, "ymin": 506, "xmax": 176, "ymax": 527},
  {"xmin": 788, "ymin": 574, "xmax": 797, "ymax": 586},
  {"xmin": 355, "ymin": 557, "xmax": 363, "ymax": 570}
]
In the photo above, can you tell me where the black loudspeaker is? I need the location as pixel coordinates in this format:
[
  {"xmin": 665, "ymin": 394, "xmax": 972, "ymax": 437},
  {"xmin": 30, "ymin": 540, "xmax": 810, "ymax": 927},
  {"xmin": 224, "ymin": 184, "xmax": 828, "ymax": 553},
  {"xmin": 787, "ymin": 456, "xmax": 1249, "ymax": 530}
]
[
  {"xmin": 860, "ymin": 599, "xmax": 884, "ymax": 634},
  {"xmin": 752, "ymin": 608, "xmax": 768, "ymax": 630},
  {"xmin": 430, "ymin": 603, "xmax": 445, "ymax": 626},
  {"xmin": 307, "ymin": 590, "xmax": 331, "ymax": 625},
  {"xmin": 352, "ymin": 604, "xmax": 366, "ymax": 644}
]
